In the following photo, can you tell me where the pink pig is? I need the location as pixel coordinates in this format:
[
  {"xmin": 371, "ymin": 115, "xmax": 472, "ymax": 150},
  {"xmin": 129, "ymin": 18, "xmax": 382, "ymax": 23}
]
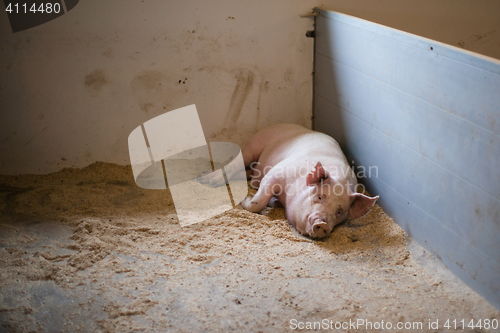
[{"xmin": 241, "ymin": 124, "xmax": 378, "ymax": 239}]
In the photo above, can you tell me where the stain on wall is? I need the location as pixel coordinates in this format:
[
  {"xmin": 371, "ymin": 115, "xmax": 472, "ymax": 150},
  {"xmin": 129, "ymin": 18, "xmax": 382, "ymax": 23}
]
[
  {"xmin": 284, "ymin": 68, "xmax": 294, "ymax": 83},
  {"xmin": 457, "ymin": 30, "xmax": 497, "ymax": 50},
  {"xmin": 84, "ymin": 70, "xmax": 108, "ymax": 96},
  {"xmin": 223, "ymin": 68, "xmax": 255, "ymax": 130},
  {"xmin": 130, "ymin": 70, "xmax": 165, "ymax": 113},
  {"xmin": 102, "ymin": 48, "xmax": 114, "ymax": 59},
  {"xmin": 23, "ymin": 127, "xmax": 47, "ymax": 147},
  {"xmin": 130, "ymin": 69, "xmax": 192, "ymax": 116},
  {"xmin": 255, "ymin": 79, "xmax": 270, "ymax": 131}
]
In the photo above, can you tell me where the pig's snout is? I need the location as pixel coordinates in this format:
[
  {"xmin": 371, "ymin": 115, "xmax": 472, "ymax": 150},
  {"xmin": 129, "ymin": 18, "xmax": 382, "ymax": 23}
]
[{"xmin": 309, "ymin": 221, "xmax": 331, "ymax": 239}]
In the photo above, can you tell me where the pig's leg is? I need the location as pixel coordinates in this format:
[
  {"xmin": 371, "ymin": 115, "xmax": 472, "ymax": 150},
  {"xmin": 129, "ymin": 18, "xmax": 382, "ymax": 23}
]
[
  {"xmin": 241, "ymin": 171, "xmax": 279, "ymax": 213},
  {"xmin": 242, "ymin": 142, "xmax": 260, "ymax": 180},
  {"xmin": 242, "ymin": 139, "xmax": 264, "ymax": 188},
  {"xmin": 243, "ymin": 126, "xmax": 282, "ymax": 179}
]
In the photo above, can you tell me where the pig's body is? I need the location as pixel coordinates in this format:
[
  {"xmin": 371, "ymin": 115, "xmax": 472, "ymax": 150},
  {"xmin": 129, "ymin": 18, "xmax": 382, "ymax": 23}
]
[{"xmin": 241, "ymin": 124, "xmax": 378, "ymax": 238}]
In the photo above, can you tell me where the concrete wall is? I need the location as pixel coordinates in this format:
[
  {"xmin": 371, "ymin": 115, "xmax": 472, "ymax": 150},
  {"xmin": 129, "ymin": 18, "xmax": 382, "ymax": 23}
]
[{"xmin": 1, "ymin": 0, "xmax": 499, "ymax": 175}]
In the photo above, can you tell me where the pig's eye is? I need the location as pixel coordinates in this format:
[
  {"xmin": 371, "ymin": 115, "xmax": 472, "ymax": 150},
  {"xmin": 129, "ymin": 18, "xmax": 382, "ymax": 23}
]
[
  {"xmin": 318, "ymin": 195, "xmax": 323, "ymax": 202},
  {"xmin": 336, "ymin": 209, "xmax": 343, "ymax": 217}
]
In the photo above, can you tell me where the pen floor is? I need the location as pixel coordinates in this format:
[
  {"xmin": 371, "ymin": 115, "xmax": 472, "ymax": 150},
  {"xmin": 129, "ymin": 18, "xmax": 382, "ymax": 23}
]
[{"xmin": 0, "ymin": 162, "xmax": 498, "ymax": 332}]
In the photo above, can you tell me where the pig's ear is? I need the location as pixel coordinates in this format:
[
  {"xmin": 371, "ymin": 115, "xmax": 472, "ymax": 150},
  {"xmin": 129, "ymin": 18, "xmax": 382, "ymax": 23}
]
[
  {"xmin": 306, "ymin": 162, "xmax": 329, "ymax": 186},
  {"xmin": 349, "ymin": 193, "xmax": 379, "ymax": 219}
]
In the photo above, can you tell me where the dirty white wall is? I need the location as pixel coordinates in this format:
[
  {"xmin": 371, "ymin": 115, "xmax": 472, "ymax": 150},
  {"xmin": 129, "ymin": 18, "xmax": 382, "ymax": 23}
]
[
  {"xmin": 326, "ymin": 0, "xmax": 500, "ymax": 60},
  {"xmin": 1, "ymin": 0, "xmax": 499, "ymax": 175}
]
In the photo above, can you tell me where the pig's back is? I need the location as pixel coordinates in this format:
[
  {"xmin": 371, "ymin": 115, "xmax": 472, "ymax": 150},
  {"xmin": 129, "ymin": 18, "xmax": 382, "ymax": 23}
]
[
  {"xmin": 251, "ymin": 124, "xmax": 345, "ymax": 168},
  {"xmin": 243, "ymin": 124, "xmax": 312, "ymax": 163},
  {"xmin": 251, "ymin": 124, "xmax": 313, "ymax": 147}
]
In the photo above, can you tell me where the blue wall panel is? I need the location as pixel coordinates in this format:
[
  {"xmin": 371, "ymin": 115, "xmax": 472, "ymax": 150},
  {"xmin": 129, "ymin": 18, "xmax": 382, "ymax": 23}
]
[{"xmin": 314, "ymin": 8, "xmax": 500, "ymax": 310}]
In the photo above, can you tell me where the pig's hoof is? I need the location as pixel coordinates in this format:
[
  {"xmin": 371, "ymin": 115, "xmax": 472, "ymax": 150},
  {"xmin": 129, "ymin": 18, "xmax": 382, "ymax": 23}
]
[
  {"xmin": 267, "ymin": 197, "xmax": 283, "ymax": 208},
  {"xmin": 241, "ymin": 195, "xmax": 256, "ymax": 211}
]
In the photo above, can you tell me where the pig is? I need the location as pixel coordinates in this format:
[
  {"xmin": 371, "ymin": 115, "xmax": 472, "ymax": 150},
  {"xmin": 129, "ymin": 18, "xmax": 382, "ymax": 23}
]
[{"xmin": 240, "ymin": 124, "xmax": 378, "ymax": 239}]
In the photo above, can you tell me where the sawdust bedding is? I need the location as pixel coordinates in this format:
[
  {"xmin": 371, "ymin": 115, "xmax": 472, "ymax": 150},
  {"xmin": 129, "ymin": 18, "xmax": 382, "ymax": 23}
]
[{"xmin": 0, "ymin": 162, "xmax": 498, "ymax": 332}]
